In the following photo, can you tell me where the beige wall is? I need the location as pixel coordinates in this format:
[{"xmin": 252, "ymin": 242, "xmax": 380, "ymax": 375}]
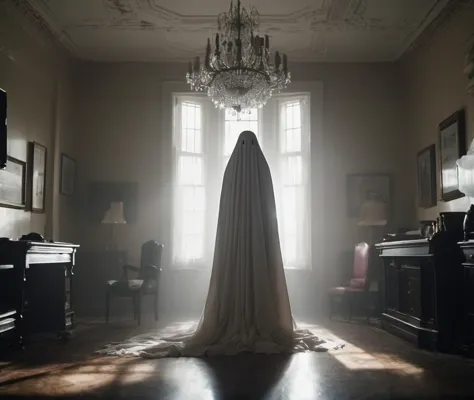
[
  {"xmin": 0, "ymin": 3, "xmax": 76, "ymax": 242},
  {"xmin": 402, "ymin": 1, "xmax": 474, "ymax": 221},
  {"xmin": 2, "ymin": 0, "xmax": 471, "ymax": 319},
  {"xmin": 73, "ymin": 61, "xmax": 410, "ymax": 316},
  {"xmin": 0, "ymin": 3, "xmax": 420, "ymax": 317}
]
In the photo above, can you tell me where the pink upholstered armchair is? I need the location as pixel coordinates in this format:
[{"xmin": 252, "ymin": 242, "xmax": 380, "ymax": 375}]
[{"xmin": 328, "ymin": 242, "xmax": 371, "ymax": 320}]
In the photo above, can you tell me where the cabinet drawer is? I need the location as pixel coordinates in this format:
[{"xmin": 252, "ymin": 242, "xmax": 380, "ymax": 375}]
[
  {"xmin": 461, "ymin": 314, "xmax": 474, "ymax": 347},
  {"xmin": 463, "ymin": 265, "xmax": 474, "ymax": 314},
  {"xmin": 0, "ymin": 310, "xmax": 16, "ymax": 335},
  {"xmin": 461, "ymin": 247, "xmax": 474, "ymax": 264}
]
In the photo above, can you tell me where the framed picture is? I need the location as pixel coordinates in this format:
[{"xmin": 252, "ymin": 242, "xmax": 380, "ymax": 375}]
[
  {"xmin": 28, "ymin": 141, "xmax": 47, "ymax": 213},
  {"xmin": 0, "ymin": 88, "xmax": 6, "ymax": 170},
  {"xmin": 60, "ymin": 153, "xmax": 76, "ymax": 196},
  {"xmin": 0, "ymin": 156, "xmax": 26, "ymax": 209},
  {"xmin": 417, "ymin": 144, "xmax": 437, "ymax": 208},
  {"xmin": 347, "ymin": 174, "xmax": 391, "ymax": 218},
  {"xmin": 439, "ymin": 109, "xmax": 466, "ymax": 201}
]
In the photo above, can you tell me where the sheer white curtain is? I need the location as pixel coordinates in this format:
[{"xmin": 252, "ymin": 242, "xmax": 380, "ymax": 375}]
[{"xmin": 172, "ymin": 94, "xmax": 311, "ymax": 270}]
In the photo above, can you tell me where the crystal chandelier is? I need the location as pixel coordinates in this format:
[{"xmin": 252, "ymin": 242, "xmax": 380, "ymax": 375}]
[{"xmin": 186, "ymin": 0, "xmax": 291, "ymax": 113}]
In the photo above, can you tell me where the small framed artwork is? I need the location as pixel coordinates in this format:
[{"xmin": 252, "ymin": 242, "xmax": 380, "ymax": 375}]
[
  {"xmin": 60, "ymin": 153, "xmax": 76, "ymax": 196},
  {"xmin": 417, "ymin": 144, "xmax": 437, "ymax": 208},
  {"xmin": 0, "ymin": 156, "xmax": 26, "ymax": 209},
  {"xmin": 347, "ymin": 174, "xmax": 391, "ymax": 218},
  {"xmin": 28, "ymin": 141, "xmax": 47, "ymax": 213},
  {"xmin": 439, "ymin": 109, "xmax": 466, "ymax": 201}
]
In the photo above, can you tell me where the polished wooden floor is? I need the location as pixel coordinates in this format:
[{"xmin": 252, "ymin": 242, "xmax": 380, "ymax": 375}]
[{"xmin": 1, "ymin": 316, "xmax": 474, "ymax": 399}]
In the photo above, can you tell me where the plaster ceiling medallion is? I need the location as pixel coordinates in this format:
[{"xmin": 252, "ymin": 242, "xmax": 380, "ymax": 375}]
[
  {"xmin": 20, "ymin": 0, "xmax": 452, "ymax": 62},
  {"xmin": 186, "ymin": 0, "xmax": 290, "ymax": 114}
]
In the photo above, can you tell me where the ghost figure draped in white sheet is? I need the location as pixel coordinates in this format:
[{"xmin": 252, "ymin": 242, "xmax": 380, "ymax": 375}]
[{"xmin": 97, "ymin": 131, "xmax": 337, "ymax": 358}]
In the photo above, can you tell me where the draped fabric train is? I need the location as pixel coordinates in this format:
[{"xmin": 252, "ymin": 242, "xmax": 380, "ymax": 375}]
[{"xmin": 97, "ymin": 131, "xmax": 335, "ymax": 358}]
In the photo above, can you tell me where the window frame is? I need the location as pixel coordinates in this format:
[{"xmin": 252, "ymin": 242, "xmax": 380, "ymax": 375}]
[
  {"xmin": 274, "ymin": 94, "xmax": 312, "ymax": 270},
  {"xmin": 171, "ymin": 92, "xmax": 312, "ymax": 270},
  {"xmin": 172, "ymin": 95, "xmax": 210, "ymax": 268}
]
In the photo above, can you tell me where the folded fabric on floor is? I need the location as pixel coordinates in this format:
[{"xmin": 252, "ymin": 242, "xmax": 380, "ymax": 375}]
[{"xmin": 96, "ymin": 322, "xmax": 343, "ymax": 358}]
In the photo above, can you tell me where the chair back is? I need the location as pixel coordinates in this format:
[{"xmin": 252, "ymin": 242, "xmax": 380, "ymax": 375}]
[
  {"xmin": 140, "ymin": 241, "xmax": 164, "ymax": 289},
  {"xmin": 141, "ymin": 240, "xmax": 163, "ymax": 269},
  {"xmin": 352, "ymin": 242, "xmax": 370, "ymax": 282}
]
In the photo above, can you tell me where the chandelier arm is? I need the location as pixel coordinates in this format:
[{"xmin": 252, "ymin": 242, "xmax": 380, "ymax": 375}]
[
  {"xmin": 186, "ymin": 0, "xmax": 290, "ymax": 113},
  {"xmin": 210, "ymin": 67, "xmax": 271, "ymax": 83}
]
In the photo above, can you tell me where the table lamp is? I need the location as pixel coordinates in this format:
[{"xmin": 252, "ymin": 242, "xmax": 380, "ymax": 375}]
[
  {"xmin": 457, "ymin": 139, "xmax": 474, "ymax": 240},
  {"xmin": 357, "ymin": 191, "xmax": 388, "ymax": 245},
  {"xmin": 101, "ymin": 201, "xmax": 127, "ymax": 250}
]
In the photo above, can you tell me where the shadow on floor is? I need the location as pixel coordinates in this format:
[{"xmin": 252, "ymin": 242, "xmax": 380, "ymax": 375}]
[{"xmin": 1, "ymin": 317, "xmax": 474, "ymax": 399}]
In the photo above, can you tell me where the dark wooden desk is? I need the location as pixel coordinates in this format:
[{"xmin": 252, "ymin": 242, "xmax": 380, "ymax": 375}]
[
  {"xmin": 0, "ymin": 240, "xmax": 79, "ymax": 347},
  {"xmin": 457, "ymin": 240, "xmax": 474, "ymax": 357},
  {"xmin": 376, "ymin": 234, "xmax": 464, "ymax": 353}
]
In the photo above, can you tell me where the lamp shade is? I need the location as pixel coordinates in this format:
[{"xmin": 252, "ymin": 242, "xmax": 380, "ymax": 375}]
[
  {"xmin": 457, "ymin": 138, "xmax": 474, "ymax": 198},
  {"xmin": 358, "ymin": 192, "xmax": 388, "ymax": 226},
  {"xmin": 101, "ymin": 201, "xmax": 127, "ymax": 224}
]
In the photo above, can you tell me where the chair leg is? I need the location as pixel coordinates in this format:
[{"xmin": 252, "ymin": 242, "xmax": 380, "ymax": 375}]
[
  {"xmin": 154, "ymin": 293, "xmax": 159, "ymax": 322},
  {"xmin": 136, "ymin": 295, "xmax": 141, "ymax": 326},
  {"xmin": 347, "ymin": 294, "xmax": 353, "ymax": 321},
  {"xmin": 132, "ymin": 296, "xmax": 137, "ymax": 320},
  {"xmin": 105, "ymin": 289, "xmax": 110, "ymax": 323},
  {"xmin": 365, "ymin": 292, "xmax": 373, "ymax": 323},
  {"xmin": 328, "ymin": 295, "xmax": 333, "ymax": 320}
]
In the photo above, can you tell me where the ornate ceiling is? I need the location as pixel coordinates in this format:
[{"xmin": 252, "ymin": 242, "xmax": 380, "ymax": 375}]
[{"xmin": 17, "ymin": 0, "xmax": 452, "ymax": 62}]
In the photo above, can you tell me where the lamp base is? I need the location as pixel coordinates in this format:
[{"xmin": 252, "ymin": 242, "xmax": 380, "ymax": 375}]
[
  {"xmin": 463, "ymin": 205, "xmax": 474, "ymax": 241},
  {"xmin": 359, "ymin": 225, "xmax": 386, "ymax": 246},
  {"xmin": 104, "ymin": 224, "xmax": 118, "ymax": 251}
]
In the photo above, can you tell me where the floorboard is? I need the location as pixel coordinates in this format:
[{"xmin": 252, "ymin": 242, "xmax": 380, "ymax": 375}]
[{"xmin": 1, "ymin": 317, "xmax": 474, "ymax": 399}]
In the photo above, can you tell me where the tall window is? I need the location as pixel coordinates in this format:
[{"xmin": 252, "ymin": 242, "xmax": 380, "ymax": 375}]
[
  {"xmin": 173, "ymin": 94, "xmax": 311, "ymax": 269},
  {"xmin": 276, "ymin": 99, "xmax": 310, "ymax": 269},
  {"xmin": 173, "ymin": 100, "xmax": 206, "ymax": 264}
]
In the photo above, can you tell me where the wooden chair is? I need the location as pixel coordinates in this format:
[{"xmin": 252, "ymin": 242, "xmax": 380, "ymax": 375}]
[
  {"xmin": 328, "ymin": 242, "xmax": 371, "ymax": 320},
  {"xmin": 105, "ymin": 241, "xmax": 163, "ymax": 325}
]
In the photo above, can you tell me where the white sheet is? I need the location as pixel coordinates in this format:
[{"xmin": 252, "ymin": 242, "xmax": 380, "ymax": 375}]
[{"xmin": 97, "ymin": 131, "xmax": 340, "ymax": 358}]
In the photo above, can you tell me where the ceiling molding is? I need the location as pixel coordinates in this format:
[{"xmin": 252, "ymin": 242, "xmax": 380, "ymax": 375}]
[
  {"xmin": 403, "ymin": 0, "xmax": 469, "ymax": 57},
  {"xmin": 397, "ymin": 0, "xmax": 452, "ymax": 58},
  {"xmin": 3, "ymin": 0, "xmax": 80, "ymax": 58},
  {"xmin": 50, "ymin": 0, "xmax": 433, "ymax": 34},
  {"xmin": 1, "ymin": 0, "xmax": 53, "ymax": 48},
  {"xmin": 25, "ymin": 0, "xmax": 81, "ymax": 55},
  {"xmin": 15, "ymin": 0, "xmax": 456, "ymax": 63},
  {"xmin": 144, "ymin": 0, "xmax": 316, "ymax": 24}
]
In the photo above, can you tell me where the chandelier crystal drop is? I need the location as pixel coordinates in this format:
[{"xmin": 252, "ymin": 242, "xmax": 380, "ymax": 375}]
[{"xmin": 186, "ymin": 0, "xmax": 291, "ymax": 114}]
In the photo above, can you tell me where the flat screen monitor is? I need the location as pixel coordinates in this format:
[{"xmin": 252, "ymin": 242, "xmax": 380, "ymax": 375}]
[{"xmin": 0, "ymin": 88, "xmax": 6, "ymax": 169}]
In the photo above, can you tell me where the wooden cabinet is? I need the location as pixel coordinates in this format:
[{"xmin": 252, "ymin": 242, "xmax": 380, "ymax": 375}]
[
  {"xmin": 0, "ymin": 264, "xmax": 16, "ymax": 341},
  {"xmin": 376, "ymin": 232, "xmax": 464, "ymax": 353},
  {"xmin": 458, "ymin": 241, "xmax": 474, "ymax": 357},
  {"xmin": 0, "ymin": 240, "xmax": 79, "ymax": 347}
]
